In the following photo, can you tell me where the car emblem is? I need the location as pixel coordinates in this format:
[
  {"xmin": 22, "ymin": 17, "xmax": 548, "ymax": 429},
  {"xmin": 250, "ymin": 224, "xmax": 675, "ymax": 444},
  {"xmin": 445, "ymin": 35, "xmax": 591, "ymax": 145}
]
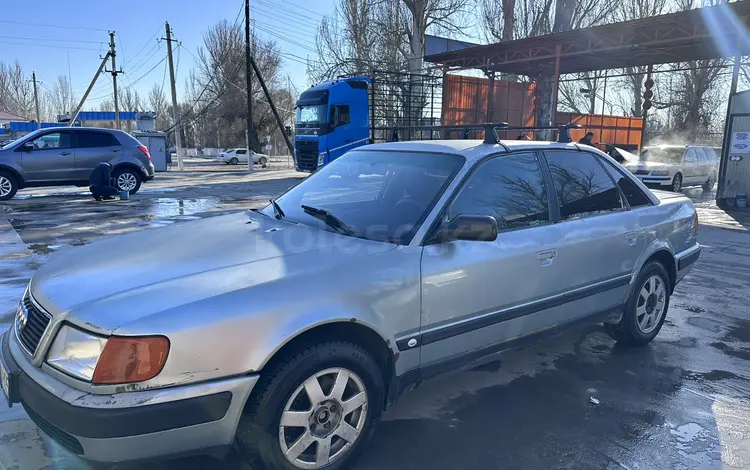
[{"xmin": 16, "ymin": 304, "xmax": 27, "ymax": 330}]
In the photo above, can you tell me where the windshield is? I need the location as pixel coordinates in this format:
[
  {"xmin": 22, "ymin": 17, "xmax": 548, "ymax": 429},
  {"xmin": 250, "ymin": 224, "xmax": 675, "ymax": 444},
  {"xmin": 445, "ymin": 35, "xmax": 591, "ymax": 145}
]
[
  {"xmin": 640, "ymin": 147, "xmax": 683, "ymax": 164},
  {"xmin": 296, "ymin": 105, "xmax": 328, "ymax": 127},
  {"xmin": 264, "ymin": 150, "xmax": 465, "ymax": 244}
]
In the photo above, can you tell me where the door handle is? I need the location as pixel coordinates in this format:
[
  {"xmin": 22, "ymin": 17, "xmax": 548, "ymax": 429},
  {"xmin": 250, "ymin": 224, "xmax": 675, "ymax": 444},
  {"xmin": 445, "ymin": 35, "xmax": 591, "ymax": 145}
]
[
  {"xmin": 60, "ymin": 151, "xmax": 71, "ymax": 156},
  {"xmin": 625, "ymin": 231, "xmax": 639, "ymax": 246},
  {"xmin": 112, "ymin": 149, "xmax": 121, "ymax": 152},
  {"xmin": 536, "ymin": 249, "xmax": 557, "ymax": 266}
]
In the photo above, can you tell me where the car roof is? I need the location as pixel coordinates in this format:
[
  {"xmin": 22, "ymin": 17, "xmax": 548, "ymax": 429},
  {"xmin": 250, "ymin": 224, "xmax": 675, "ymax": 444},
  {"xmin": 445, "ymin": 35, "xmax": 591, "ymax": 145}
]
[{"xmin": 361, "ymin": 139, "xmax": 582, "ymax": 163}]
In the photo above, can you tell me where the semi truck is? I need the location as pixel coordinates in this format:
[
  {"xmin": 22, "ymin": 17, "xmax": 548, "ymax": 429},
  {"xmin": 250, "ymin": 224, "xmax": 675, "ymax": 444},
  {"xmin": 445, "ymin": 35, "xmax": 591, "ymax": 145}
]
[{"xmin": 293, "ymin": 72, "xmax": 442, "ymax": 172}]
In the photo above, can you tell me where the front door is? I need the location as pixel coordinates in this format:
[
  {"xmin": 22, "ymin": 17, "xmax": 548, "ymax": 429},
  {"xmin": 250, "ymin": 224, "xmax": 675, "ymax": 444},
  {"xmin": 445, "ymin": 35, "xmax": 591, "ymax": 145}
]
[
  {"xmin": 542, "ymin": 150, "xmax": 645, "ymax": 324},
  {"xmin": 20, "ymin": 131, "xmax": 76, "ymax": 182},
  {"xmin": 73, "ymin": 130, "xmax": 124, "ymax": 180},
  {"xmin": 419, "ymin": 151, "xmax": 563, "ymax": 369}
]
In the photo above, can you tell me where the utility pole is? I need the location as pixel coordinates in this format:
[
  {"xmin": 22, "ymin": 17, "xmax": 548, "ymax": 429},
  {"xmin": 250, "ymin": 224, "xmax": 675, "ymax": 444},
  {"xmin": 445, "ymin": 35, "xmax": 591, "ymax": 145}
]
[
  {"xmin": 107, "ymin": 32, "xmax": 121, "ymax": 129},
  {"xmin": 69, "ymin": 50, "xmax": 111, "ymax": 127},
  {"xmin": 31, "ymin": 72, "xmax": 40, "ymax": 129},
  {"xmin": 245, "ymin": 0, "xmax": 254, "ymax": 172},
  {"xmin": 165, "ymin": 22, "xmax": 184, "ymax": 170}
]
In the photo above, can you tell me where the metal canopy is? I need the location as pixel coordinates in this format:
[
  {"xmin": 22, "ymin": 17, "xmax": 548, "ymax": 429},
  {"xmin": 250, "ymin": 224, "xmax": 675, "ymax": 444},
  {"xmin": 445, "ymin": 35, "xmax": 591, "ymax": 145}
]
[{"xmin": 425, "ymin": 2, "xmax": 750, "ymax": 75}]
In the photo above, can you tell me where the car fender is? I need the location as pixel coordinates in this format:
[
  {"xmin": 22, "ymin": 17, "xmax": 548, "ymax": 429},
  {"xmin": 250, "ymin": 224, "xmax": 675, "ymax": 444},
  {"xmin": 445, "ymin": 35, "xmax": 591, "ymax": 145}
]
[{"xmin": 0, "ymin": 164, "xmax": 25, "ymax": 187}]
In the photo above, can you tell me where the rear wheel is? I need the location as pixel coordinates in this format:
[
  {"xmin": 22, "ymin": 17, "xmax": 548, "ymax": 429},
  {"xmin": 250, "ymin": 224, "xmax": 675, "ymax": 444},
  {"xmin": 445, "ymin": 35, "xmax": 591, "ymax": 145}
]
[
  {"xmin": 0, "ymin": 171, "xmax": 18, "ymax": 201},
  {"xmin": 605, "ymin": 261, "xmax": 671, "ymax": 346},
  {"xmin": 671, "ymin": 173, "xmax": 683, "ymax": 192},
  {"xmin": 235, "ymin": 341, "xmax": 383, "ymax": 470},
  {"xmin": 702, "ymin": 173, "xmax": 716, "ymax": 192},
  {"xmin": 113, "ymin": 168, "xmax": 142, "ymax": 195}
]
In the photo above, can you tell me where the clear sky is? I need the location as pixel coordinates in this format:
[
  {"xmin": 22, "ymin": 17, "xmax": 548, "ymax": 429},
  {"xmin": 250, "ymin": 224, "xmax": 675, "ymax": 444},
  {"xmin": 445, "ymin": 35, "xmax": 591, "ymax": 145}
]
[{"xmin": 0, "ymin": 0, "xmax": 335, "ymax": 111}]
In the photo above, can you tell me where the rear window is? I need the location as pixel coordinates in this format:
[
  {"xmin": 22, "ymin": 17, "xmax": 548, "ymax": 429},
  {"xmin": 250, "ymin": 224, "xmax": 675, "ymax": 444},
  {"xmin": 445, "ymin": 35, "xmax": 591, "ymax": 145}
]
[{"xmin": 77, "ymin": 131, "xmax": 121, "ymax": 148}]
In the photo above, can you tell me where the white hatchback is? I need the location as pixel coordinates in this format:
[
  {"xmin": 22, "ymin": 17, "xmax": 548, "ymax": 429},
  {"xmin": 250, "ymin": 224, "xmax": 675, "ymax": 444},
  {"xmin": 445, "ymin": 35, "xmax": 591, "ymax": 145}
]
[{"xmin": 216, "ymin": 148, "xmax": 269, "ymax": 166}]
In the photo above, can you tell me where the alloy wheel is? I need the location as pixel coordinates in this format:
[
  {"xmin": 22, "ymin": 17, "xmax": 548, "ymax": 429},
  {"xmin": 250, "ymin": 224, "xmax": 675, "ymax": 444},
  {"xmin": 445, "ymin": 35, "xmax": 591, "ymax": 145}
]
[
  {"xmin": 0, "ymin": 176, "xmax": 12, "ymax": 197},
  {"xmin": 279, "ymin": 367, "xmax": 368, "ymax": 469},
  {"xmin": 636, "ymin": 274, "xmax": 666, "ymax": 334},
  {"xmin": 117, "ymin": 173, "xmax": 137, "ymax": 191}
]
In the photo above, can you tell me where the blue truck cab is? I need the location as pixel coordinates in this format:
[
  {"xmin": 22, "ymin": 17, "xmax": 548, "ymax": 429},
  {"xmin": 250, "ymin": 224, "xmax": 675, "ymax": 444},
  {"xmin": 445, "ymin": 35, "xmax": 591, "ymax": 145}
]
[{"xmin": 294, "ymin": 77, "xmax": 370, "ymax": 172}]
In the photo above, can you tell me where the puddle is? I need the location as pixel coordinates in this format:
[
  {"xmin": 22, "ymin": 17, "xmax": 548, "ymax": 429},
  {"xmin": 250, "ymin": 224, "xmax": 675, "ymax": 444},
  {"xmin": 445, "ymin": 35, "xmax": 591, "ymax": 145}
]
[
  {"xmin": 683, "ymin": 369, "xmax": 741, "ymax": 381},
  {"xmin": 724, "ymin": 321, "xmax": 750, "ymax": 343},
  {"xmin": 710, "ymin": 341, "xmax": 750, "ymax": 360},
  {"xmin": 145, "ymin": 198, "xmax": 220, "ymax": 218},
  {"xmin": 686, "ymin": 316, "xmax": 724, "ymax": 333}
]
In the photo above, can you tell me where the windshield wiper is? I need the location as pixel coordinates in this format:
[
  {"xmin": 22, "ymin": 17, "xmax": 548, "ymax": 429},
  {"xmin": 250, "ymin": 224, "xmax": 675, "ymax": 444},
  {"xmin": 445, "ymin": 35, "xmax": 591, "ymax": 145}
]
[
  {"xmin": 301, "ymin": 205, "xmax": 355, "ymax": 236},
  {"xmin": 270, "ymin": 198, "xmax": 285, "ymax": 219}
]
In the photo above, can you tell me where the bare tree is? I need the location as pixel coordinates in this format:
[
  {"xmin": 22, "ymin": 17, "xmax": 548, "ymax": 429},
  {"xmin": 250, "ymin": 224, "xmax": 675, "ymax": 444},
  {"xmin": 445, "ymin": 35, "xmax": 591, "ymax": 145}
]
[
  {"xmin": 48, "ymin": 75, "xmax": 77, "ymax": 119},
  {"xmin": 148, "ymin": 83, "xmax": 170, "ymax": 130},
  {"xmin": 0, "ymin": 61, "xmax": 34, "ymax": 119},
  {"xmin": 401, "ymin": 0, "xmax": 468, "ymax": 76},
  {"xmin": 481, "ymin": 0, "xmax": 517, "ymax": 42}
]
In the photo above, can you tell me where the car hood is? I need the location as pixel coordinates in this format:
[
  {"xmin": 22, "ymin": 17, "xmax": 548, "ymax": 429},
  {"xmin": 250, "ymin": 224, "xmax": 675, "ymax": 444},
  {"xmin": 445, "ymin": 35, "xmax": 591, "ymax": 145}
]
[
  {"xmin": 30, "ymin": 212, "xmax": 394, "ymax": 331},
  {"xmin": 624, "ymin": 160, "xmax": 675, "ymax": 171}
]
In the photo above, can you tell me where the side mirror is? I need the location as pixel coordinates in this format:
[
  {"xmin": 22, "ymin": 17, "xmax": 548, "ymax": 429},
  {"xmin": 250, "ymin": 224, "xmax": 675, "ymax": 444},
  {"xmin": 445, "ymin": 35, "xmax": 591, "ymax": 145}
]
[
  {"xmin": 438, "ymin": 214, "xmax": 498, "ymax": 243},
  {"xmin": 23, "ymin": 142, "xmax": 34, "ymax": 151}
]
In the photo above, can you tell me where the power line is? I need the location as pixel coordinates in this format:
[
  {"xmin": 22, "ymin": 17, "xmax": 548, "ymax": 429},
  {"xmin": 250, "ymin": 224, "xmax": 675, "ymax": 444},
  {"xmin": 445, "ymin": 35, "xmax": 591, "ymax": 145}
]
[
  {"xmin": 252, "ymin": 23, "xmax": 317, "ymax": 53},
  {"xmin": 255, "ymin": 0, "xmax": 325, "ymax": 20},
  {"xmin": 250, "ymin": 3, "xmax": 321, "ymax": 32},
  {"xmin": 0, "ymin": 19, "xmax": 109, "ymax": 32},
  {"xmin": 0, "ymin": 35, "xmax": 104, "ymax": 44},
  {"xmin": 0, "ymin": 41, "xmax": 100, "ymax": 51},
  {"xmin": 122, "ymin": 23, "xmax": 165, "ymax": 68}
]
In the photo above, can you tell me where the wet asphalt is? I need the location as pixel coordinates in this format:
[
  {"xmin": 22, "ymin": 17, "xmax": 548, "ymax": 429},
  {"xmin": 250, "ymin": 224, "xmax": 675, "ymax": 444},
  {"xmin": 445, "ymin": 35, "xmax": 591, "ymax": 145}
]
[{"xmin": 0, "ymin": 162, "xmax": 748, "ymax": 470}]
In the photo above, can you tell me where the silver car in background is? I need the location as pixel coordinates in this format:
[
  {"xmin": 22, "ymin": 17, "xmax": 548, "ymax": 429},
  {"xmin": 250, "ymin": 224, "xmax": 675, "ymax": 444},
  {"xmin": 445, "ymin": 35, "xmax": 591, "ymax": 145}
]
[
  {"xmin": 623, "ymin": 144, "xmax": 719, "ymax": 192},
  {"xmin": 0, "ymin": 127, "xmax": 155, "ymax": 200},
  {"xmin": 0, "ymin": 139, "xmax": 700, "ymax": 469}
]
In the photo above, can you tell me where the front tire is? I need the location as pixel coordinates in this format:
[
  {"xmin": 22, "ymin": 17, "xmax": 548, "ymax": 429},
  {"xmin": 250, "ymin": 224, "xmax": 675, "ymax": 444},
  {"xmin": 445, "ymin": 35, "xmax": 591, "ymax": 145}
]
[
  {"xmin": 230, "ymin": 157, "xmax": 239, "ymax": 165},
  {"xmin": 113, "ymin": 168, "xmax": 142, "ymax": 195},
  {"xmin": 0, "ymin": 171, "xmax": 19, "ymax": 201},
  {"xmin": 605, "ymin": 261, "xmax": 671, "ymax": 346},
  {"xmin": 259, "ymin": 156, "xmax": 268, "ymax": 167},
  {"xmin": 236, "ymin": 341, "xmax": 384, "ymax": 470},
  {"xmin": 671, "ymin": 173, "xmax": 683, "ymax": 192}
]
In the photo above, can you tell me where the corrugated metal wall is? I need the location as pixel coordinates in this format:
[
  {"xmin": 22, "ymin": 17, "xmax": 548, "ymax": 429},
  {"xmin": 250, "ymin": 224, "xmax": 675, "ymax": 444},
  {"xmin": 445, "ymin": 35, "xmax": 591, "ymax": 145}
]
[
  {"xmin": 441, "ymin": 74, "xmax": 643, "ymax": 145},
  {"xmin": 441, "ymin": 75, "xmax": 535, "ymax": 139},
  {"xmin": 555, "ymin": 113, "xmax": 644, "ymax": 150}
]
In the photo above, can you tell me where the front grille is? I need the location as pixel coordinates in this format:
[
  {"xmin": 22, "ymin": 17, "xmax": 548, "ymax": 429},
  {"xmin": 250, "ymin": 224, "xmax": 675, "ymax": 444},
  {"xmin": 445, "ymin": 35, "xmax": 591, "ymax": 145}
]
[
  {"xmin": 635, "ymin": 170, "xmax": 650, "ymax": 175},
  {"xmin": 295, "ymin": 140, "xmax": 319, "ymax": 172},
  {"xmin": 23, "ymin": 403, "xmax": 84, "ymax": 455},
  {"xmin": 15, "ymin": 292, "xmax": 52, "ymax": 355}
]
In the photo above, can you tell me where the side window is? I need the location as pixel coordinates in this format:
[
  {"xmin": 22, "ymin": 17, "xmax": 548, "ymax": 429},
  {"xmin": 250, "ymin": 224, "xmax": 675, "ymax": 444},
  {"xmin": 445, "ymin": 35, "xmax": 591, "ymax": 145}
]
[
  {"xmin": 77, "ymin": 132, "xmax": 120, "ymax": 148},
  {"xmin": 448, "ymin": 152, "xmax": 549, "ymax": 232},
  {"xmin": 684, "ymin": 148, "xmax": 697, "ymax": 163},
  {"xmin": 706, "ymin": 148, "xmax": 719, "ymax": 161},
  {"xmin": 337, "ymin": 105, "xmax": 351, "ymax": 126},
  {"xmin": 28, "ymin": 132, "xmax": 72, "ymax": 150},
  {"xmin": 545, "ymin": 150, "xmax": 624, "ymax": 220},
  {"xmin": 599, "ymin": 157, "xmax": 652, "ymax": 208},
  {"xmin": 236, "ymin": 149, "xmax": 247, "ymax": 155},
  {"xmin": 695, "ymin": 148, "xmax": 708, "ymax": 161}
]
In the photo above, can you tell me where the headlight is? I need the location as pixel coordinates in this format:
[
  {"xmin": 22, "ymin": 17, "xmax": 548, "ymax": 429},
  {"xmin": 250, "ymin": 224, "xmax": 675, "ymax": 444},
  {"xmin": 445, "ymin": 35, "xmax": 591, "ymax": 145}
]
[
  {"xmin": 318, "ymin": 153, "xmax": 325, "ymax": 165},
  {"xmin": 47, "ymin": 326, "xmax": 170, "ymax": 384},
  {"xmin": 651, "ymin": 170, "xmax": 670, "ymax": 176},
  {"xmin": 47, "ymin": 326, "xmax": 108, "ymax": 381}
]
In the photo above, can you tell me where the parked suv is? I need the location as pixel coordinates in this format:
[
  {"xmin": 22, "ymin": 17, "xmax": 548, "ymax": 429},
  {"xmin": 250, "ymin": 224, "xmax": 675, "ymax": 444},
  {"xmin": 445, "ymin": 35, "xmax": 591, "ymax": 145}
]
[
  {"xmin": 623, "ymin": 144, "xmax": 718, "ymax": 192},
  {"xmin": 0, "ymin": 127, "xmax": 155, "ymax": 200},
  {"xmin": 1, "ymin": 139, "xmax": 700, "ymax": 469}
]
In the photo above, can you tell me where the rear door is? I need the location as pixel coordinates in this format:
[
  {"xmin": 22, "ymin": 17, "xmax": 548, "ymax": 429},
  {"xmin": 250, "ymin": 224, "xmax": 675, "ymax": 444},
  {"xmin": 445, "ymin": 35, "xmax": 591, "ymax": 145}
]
[
  {"xmin": 694, "ymin": 147, "xmax": 711, "ymax": 182},
  {"xmin": 73, "ymin": 130, "xmax": 123, "ymax": 180},
  {"xmin": 419, "ymin": 152, "xmax": 564, "ymax": 369},
  {"xmin": 20, "ymin": 130, "xmax": 76, "ymax": 182},
  {"xmin": 682, "ymin": 148, "xmax": 700, "ymax": 185},
  {"xmin": 541, "ymin": 150, "xmax": 645, "ymax": 325}
]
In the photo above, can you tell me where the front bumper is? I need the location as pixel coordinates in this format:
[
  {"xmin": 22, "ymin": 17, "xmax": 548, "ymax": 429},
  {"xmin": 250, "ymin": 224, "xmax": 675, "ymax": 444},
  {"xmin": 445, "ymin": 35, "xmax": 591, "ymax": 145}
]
[
  {"xmin": 1, "ymin": 331, "xmax": 258, "ymax": 463},
  {"xmin": 634, "ymin": 175, "xmax": 671, "ymax": 187}
]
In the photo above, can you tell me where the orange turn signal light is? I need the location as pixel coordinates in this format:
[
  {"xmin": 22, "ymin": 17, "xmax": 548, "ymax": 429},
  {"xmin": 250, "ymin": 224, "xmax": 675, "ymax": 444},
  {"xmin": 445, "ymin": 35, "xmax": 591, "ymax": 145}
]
[{"xmin": 92, "ymin": 336, "xmax": 170, "ymax": 385}]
